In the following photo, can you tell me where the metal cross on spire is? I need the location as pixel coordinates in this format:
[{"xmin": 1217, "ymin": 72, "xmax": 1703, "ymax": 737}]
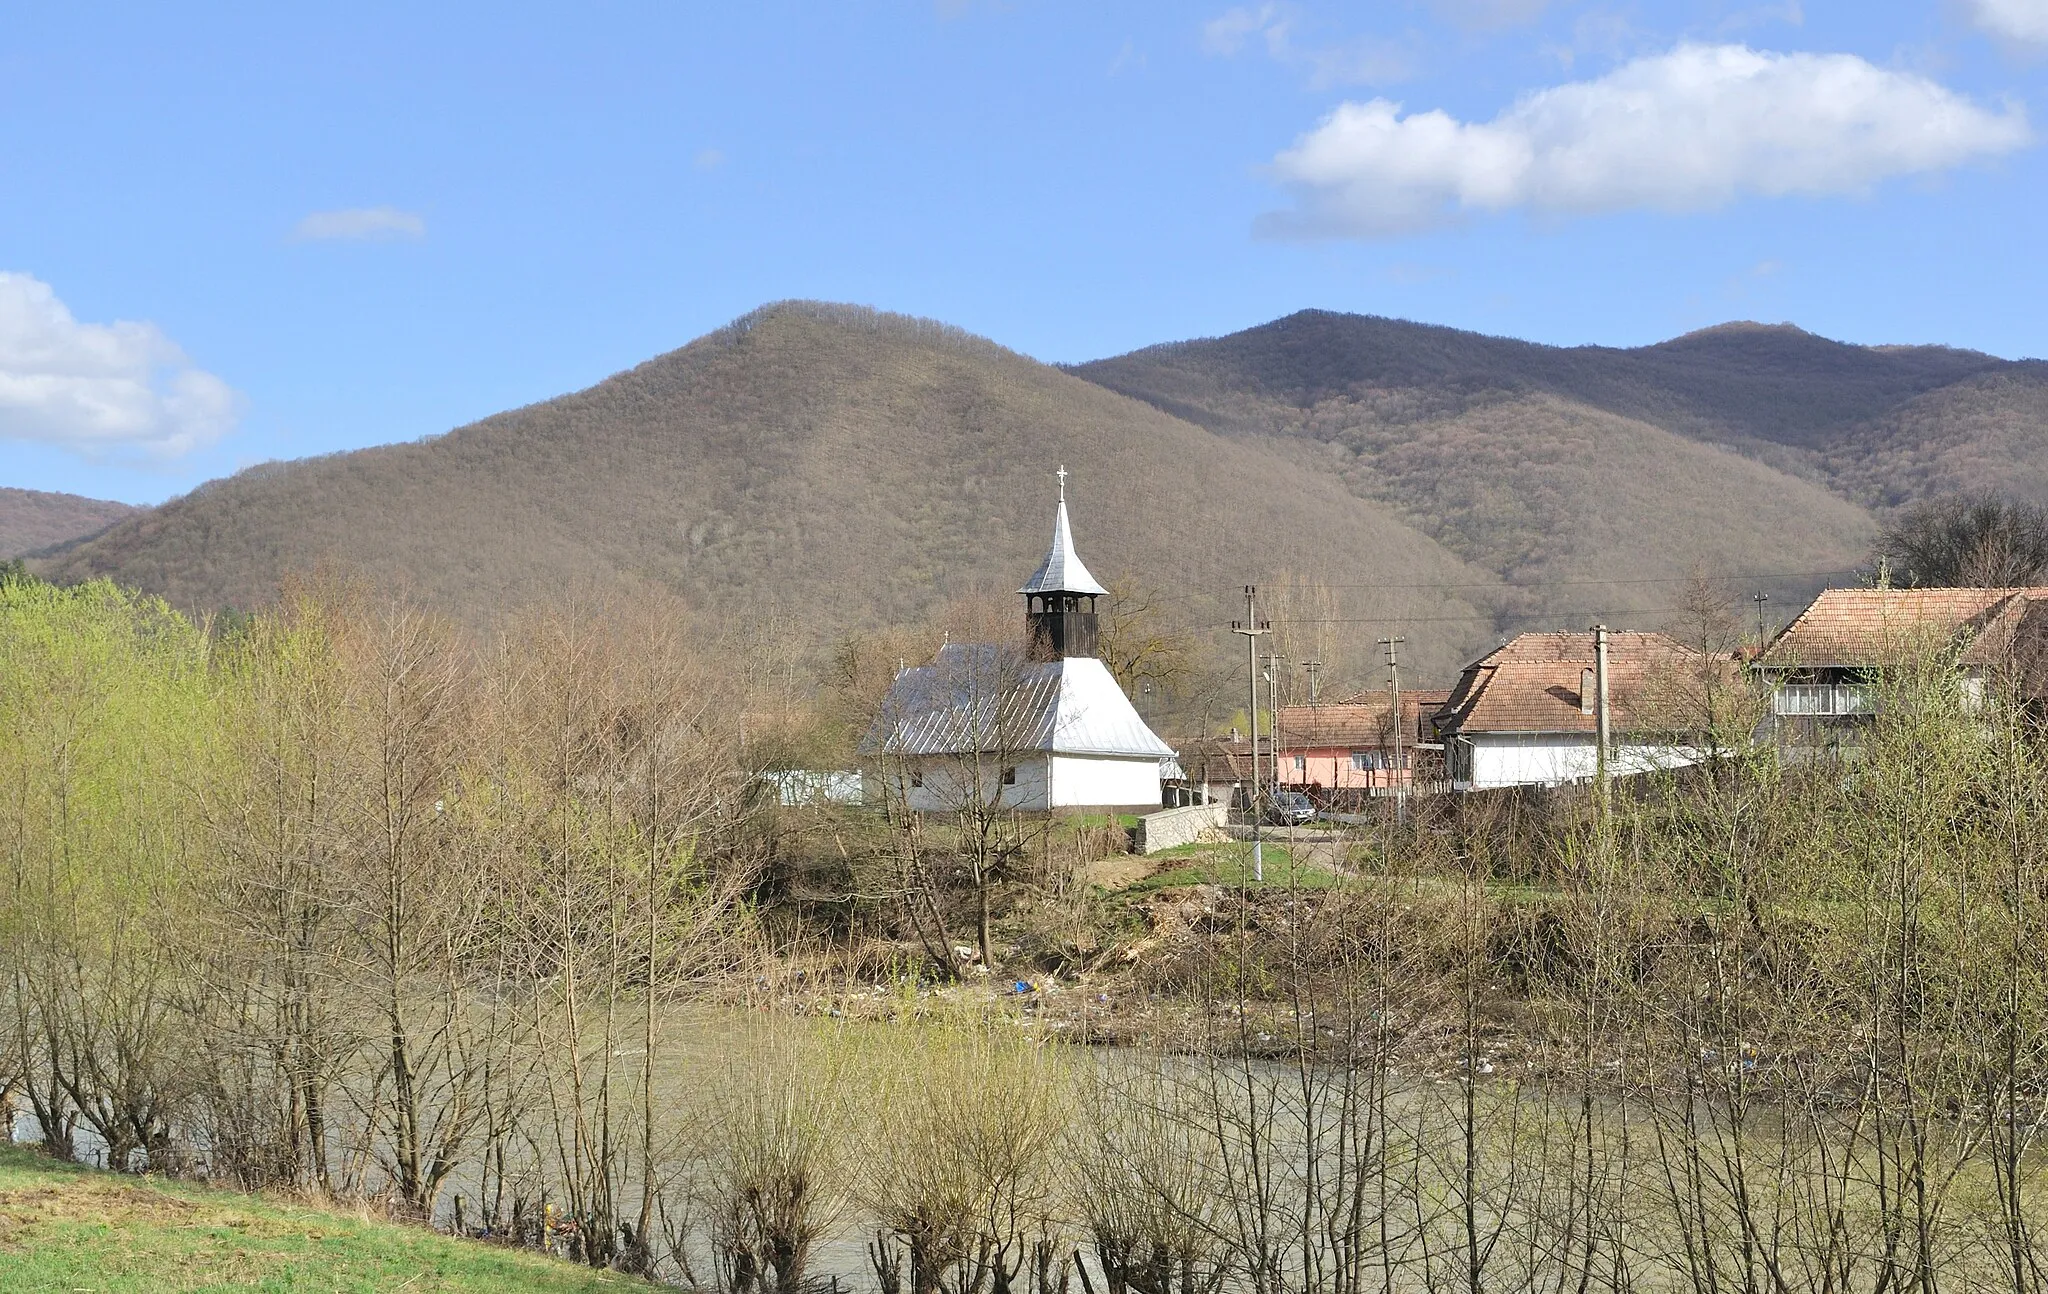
[{"xmin": 1055, "ymin": 463, "xmax": 1068, "ymax": 501}]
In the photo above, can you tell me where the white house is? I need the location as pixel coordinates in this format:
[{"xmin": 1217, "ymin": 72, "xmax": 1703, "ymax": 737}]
[
  {"xmin": 1433, "ymin": 631, "xmax": 1707, "ymax": 791},
  {"xmin": 868, "ymin": 475, "xmax": 1177, "ymax": 812}
]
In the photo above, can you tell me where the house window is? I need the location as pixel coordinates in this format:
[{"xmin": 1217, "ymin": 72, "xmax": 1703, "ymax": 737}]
[
  {"xmin": 1002, "ymin": 765, "xmax": 1018, "ymax": 786},
  {"xmin": 910, "ymin": 770, "xmax": 924, "ymax": 789},
  {"xmin": 1350, "ymin": 750, "xmax": 1383, "ymax": 771},
  {"xmin": 1292, "ymin": 755, "xmax": 1305, "ymax": 772}
]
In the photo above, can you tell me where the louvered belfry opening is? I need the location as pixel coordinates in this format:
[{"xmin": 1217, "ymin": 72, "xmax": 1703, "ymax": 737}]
[
  {"xmin": 1019, "ymin": 468, "xmax": 1109, "ymax": 663},
  {"xmin": 1027, "ymin": 591, "xmax": 1098, "ymax": 661}
]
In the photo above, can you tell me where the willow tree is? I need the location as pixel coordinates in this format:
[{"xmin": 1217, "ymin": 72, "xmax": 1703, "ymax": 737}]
[{"xmin": 0, "ymin": 577, "xmax": 214, "ymax": 1170}]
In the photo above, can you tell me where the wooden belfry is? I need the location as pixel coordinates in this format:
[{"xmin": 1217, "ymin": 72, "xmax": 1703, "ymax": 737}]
[{"xmin": 1019, "ymin": 465, "xmax": 1105, "ymax": 662}]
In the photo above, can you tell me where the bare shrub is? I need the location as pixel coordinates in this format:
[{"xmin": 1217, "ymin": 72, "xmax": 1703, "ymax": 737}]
[
  {"xmin": 699, "ymin": 1027, "xmax": 853, "ymax": 1294},
  {"xmin": 863, "ymin": 1025, "xmax": 1074, "ymax": 1294}
]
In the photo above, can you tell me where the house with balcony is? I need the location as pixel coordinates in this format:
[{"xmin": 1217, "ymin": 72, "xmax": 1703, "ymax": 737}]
[{"xmin": 1755, "ymin": 586, "xmax": 2048, "ymax": 744}]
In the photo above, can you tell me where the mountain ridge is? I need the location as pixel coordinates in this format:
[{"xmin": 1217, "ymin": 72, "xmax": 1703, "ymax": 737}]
[
  {"xmin": 0, "ymin": 487, "xmax": 137, "ymax": 560},
  {"xmin": 29, "ymin": 300, "xmax": 2048, "ymax": 687},
  {"xmin": 37, "ymin": 302, "xmax": 1506, "ymax": 681}
]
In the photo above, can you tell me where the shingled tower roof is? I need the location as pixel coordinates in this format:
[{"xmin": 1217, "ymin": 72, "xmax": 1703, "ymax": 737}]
[{"xmin": 1018, "ymin": 466, "xmax": 1107, "ymax": 596}]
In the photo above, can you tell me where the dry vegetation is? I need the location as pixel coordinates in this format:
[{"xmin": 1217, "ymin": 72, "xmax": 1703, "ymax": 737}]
[
  {"xmin": 0, "ymin": 486, "xmax": 134, "ymax": 559},
  {"xmin": 15, "ymin": 564, "xmax": 2048, "ymax": 1290},
  {"xmin": 1077, "ymin": 310, "xmax": 2048, "ymax": 625},
  {"xmin": 21, "ymin": 303, "xmax": 2048, "ymax": 696},
  {"xmin": 1824, "ymin": 366, "xmax": 2048, "ymax": 509},
  {"xmin": 1073, "ymin": 310, "xmax": 2007, "ymax": 461},
  {"xmin": 33, "ymin": 303, "xmax": 1503, "ymax": 685}
]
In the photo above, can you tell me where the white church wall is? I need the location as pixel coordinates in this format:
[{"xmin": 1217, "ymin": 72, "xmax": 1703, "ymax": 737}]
[
  {"xmin": 1047, "ymin": 753, "xmax": 1162, "ymax": 809},
  {"xmin": 899, "ymin": 754, "xmax": 1161, "ymax": 811},
  {"xmin": 903, "ymin": 756, "xmax": 1053, "ymax": 813}
]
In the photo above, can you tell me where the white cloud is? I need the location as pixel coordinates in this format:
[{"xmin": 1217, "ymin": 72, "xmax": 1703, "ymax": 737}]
[
  {"xmin": 1262, "ymin": 43, "xmax": 2032, "ymax": 237},
  {"xmin": 693, "ymin": 147, "xmax": 727, "ymax": 170},
  {"xmin": 1203, "ymin": 4, "xmax": 1291, "ymax": 57},
  {"xmin": 1203, "ymin": 3, "xmax": 1412, "ymax": 87},
  {"xmin": 0, "ymin": 273, "xmax": 242, "ymax": 458},
  {"xmin": 1969, "ymin": 0, "xmax": 2048, "ymax": 44},
  {"xmin": 290, "ymin": 206, "xmax": 426, "ymax": 242}
]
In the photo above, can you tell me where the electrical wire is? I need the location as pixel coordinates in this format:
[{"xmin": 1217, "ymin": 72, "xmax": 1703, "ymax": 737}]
[
  {"xmin": 1267, "ymin": 607, "xmax": 1698, "ymax": 626},
  {"xmin": 1287, "ymin": 568, "xmax": 1866, "ymax": 592}
]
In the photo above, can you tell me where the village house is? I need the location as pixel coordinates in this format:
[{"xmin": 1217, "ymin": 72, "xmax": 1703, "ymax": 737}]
[
  {"xmin": 1432, "ymin": 630, "xmax": 1712, "ymax": 791},
  {"xmin": 1755, "ymin": 586, "xmax": 2048, "ymax": 744},
  {"xmin": 1171, "ymin": 689, "xmax": 1449, "ymax": 809},
  {"xmin": 1270, "ymin": 689, "xmax": 1452, "ymax": 805},
  {"xmin": 867, "ymin": 473, "xmax": 1177, "ymax": 813}
]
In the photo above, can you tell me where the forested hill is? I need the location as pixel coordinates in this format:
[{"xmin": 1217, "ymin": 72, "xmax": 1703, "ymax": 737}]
[
  {"xmin": 1075, "ymin": 312, "xmax": 2010, "ymax": 456},
  {"xmin": 1072, "ymin": 312, "xmax": 2048, "ymax": 585},
  {"xmin": 33, "ymin": 304, "xmax": 1508, "ymax": 680},
  {"xmin": 48, "ymin": 300, "xmax": 2028, "ymax": 684},
  {"xmin": 0, "ymin": 487, "xmax": 135, "ymax": 559}
]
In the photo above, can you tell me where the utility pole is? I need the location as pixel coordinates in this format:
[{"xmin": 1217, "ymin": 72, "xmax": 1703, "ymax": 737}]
[
  {"xmin": 1592, "ymin": 624, "xmax": 1612, "ymax": 821},
  {"xmin": 1753, "ymin": 591, "xmax": 1770, "ymax": 652},
  {"xmin": 1378, "ymin": 636, "xmax": 1406, "ymax": 820},
  {"xmin": 1231, "ymin": 587, "xmax": 1271, "ymax": 883},
  {"xmin": 1263, "ymin": 652, "xmax": 1285, "ymax": 793},
  {"xmin": 1301, "ymin": 659, "xmax": 1322, "ymax": 705}
]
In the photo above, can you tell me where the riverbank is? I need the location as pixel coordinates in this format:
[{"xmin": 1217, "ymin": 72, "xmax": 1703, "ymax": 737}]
[{"xmin": 0, "ymin": 1145, "xmax": 637, "ymax": 1292}]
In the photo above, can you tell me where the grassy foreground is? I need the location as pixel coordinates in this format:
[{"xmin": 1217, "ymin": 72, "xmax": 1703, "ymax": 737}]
[{"xmin": 0, "ymin": 1145, "xmax": 638, "ymax": 1293}]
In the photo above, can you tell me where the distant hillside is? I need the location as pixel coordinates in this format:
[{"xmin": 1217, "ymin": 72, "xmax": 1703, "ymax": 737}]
[
  {"xmin": 1072, "ymin": 311, "xmax": 2047, "ymax": 520},
  {"xmin": 1818, "ymin": 365, "xmax": 2048, "ymax": 509},
  {"xmin": 1076, "ymin": 313, "xmax": 2000, "ymax": 447},
  {"xmin": 47, "ymin": 302, "xmax": 2043, "ymax": 688},
  {"xmin": 0, "ymin": 487, "xmax": 136, "ymax": 559},
  {"xmin": 1071, "ymin": 312, "xmax": 1883, "ymax": 600},
  {"xmin": 38, "ymin": 303, "xmax": 1507, "ymax": 682}
]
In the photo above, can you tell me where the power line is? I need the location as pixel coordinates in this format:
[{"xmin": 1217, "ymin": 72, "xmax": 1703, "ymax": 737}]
[
  {"xmin": 1268, "ymin": 605, "xmax": 1702, "ymax": 626},
  {"xmin": 1294, "ymin": 568, "xmax": 1865, "ymax": 592}
]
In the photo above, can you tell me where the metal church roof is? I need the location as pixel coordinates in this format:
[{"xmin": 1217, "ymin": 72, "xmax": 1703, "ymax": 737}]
[
  {"xmin": 1018, "ymin": 482, "xmax": 1108, "ymax": 596},
  {"xmin": 868, "ymin": 645, "xmax": 1174, "ymax": 759}
]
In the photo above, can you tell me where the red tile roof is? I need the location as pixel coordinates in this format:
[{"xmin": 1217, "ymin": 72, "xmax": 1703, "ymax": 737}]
[
  {"xmin": 1760, "ymin": 587, "xmax": 2048, "ymax": 669},
  {"xmin": 1435, "ymin": 631, "xmax": 1705, "ymax": 735},
  {"xmin": 1275, "ymin": 690, "xmax": 1451, "ymax": 748}
]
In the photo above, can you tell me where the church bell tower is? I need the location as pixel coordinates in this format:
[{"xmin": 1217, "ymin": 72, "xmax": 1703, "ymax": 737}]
[{"xmin": 1020, "ymin": 466, "xmax": 1105, "ymax": 662}]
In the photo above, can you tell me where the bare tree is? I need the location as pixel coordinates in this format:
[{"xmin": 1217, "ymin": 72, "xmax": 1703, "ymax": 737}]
[
  {"xmin": 1097, "ymin": 578, "xmax": 1195, "ymax": 708},
  {"xmin": 869, "ymin": 639, "xmax": 1049, "ymax": 976},
  {"xmin": 1878, "ymin": 493, "xmax": 2048, "ymax": 587}
]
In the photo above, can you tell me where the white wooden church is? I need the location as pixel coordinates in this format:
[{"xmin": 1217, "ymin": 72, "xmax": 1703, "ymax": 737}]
[{"xmin": 870, "ymin": 473, "xmax": 1177, "ymax": 812}]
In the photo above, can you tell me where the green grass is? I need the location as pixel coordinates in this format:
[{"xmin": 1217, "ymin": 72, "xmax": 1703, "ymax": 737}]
[
  {"xmin": 1063, "ymin": 812, "xmax": 1141, "ymax": 830},
  {"xmin": 1126, "ymin": 841, "xmax": 1337, "ymax": 892},
  {"xmin": 0, "ymin": 1145, "xmax": 639, "ymax": 1292}
]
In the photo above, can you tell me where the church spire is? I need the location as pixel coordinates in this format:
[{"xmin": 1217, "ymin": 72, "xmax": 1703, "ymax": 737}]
[
  {"xmin": 1019, "ymin": 465, "xmax": 1107, "ymax": 598},
  {"xmin": 1021, "ymin": 466, "xmax": 1105, "ymax": 661}
]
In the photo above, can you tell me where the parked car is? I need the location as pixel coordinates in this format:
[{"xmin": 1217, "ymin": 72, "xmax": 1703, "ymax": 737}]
[{"xmin": 1265, "ymin": 790, "xmax": 1317, "ymax": 826}]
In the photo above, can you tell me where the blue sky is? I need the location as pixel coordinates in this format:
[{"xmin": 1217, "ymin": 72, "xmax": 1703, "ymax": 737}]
[{"xmin": 4, "ymin": 0, "xmax": 2046, "ymax": 504}]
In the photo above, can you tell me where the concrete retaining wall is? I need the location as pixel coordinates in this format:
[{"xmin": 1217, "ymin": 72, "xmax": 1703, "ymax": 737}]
[{"xmin": 1134, "ymin": 803, "xmax": 1228, "ymax": 855}]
